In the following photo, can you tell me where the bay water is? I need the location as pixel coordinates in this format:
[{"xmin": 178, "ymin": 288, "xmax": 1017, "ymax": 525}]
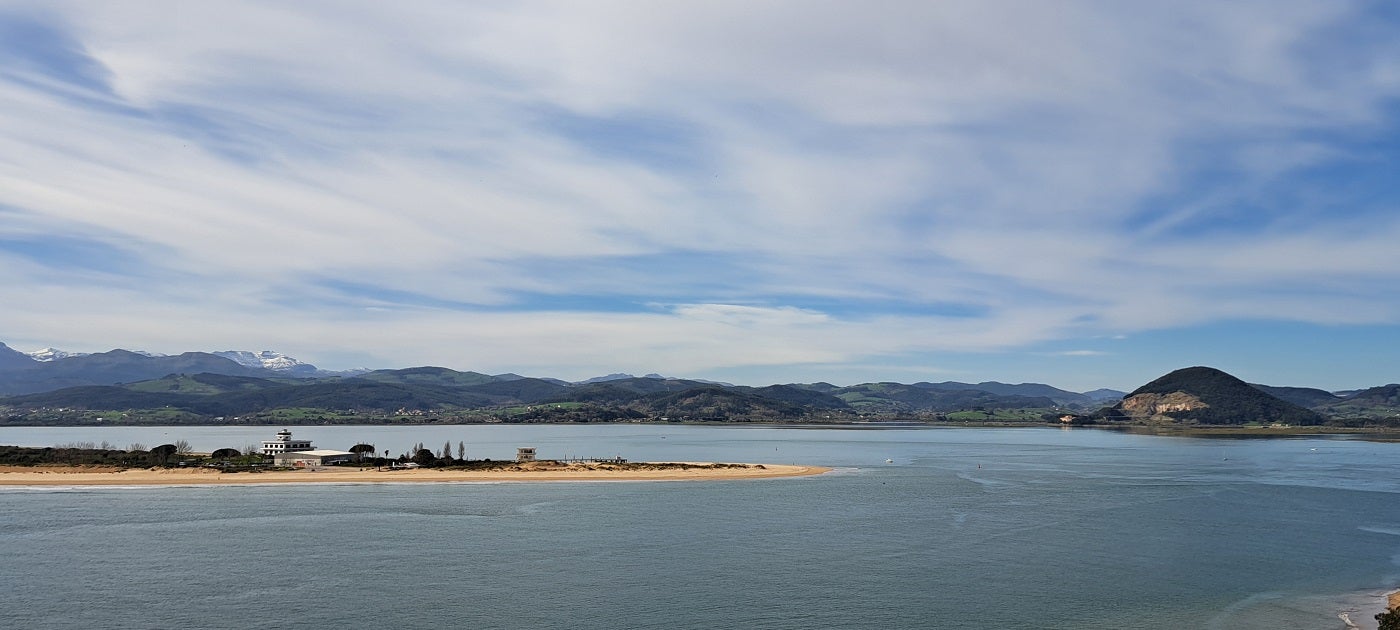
[{"xmin": 2, "ymin": 424, "xmax": 1398, "ymax": 629}]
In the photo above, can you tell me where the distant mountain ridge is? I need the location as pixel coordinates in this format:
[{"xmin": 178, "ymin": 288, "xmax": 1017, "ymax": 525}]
[
  {"xmin": 1082, "ymin": 388, "xmax": 1129, "ymax": 402},
  {"xmin": 574, "ymin": 372, "xmax": 734, "ymax": 386},
  {"xmin": 211, "ymin": 350, "xmax": 318, "ymax": 375},
  {"xmin": 0, "ymin": 345, "xmax": 348, "ymax": 394},
  {"xmin": 1312, "ymin": 383, "xmax": 1400, "ymax": 421},
  {"xmin": 0, "ymin": 341, "xmax": 1125, "ymax": 401},
  {"xmin": 4, "ymin": 341, "xmax": 1397, "ymax": 426},
  {"xmin": 0, "ymin": 364, "xmax": 1103, "ymax": 425},
  {"xmin": 808, "ymin": 381, "xmax": 1058, "ymax": 413},
  {"xmin": 0, "ymin": 349, "xmax": 281, "ymax": 396},
  {"xmin": 0, "ymin": 343, "xmax": 36, "ymax": 371},
  {"xmin": 911, "ymin": 380, "xmax": 1114, "ymax": 406},
  {"xmin": 1249, "ymin": 384, "xmax": 1340, "ymax": 408},
  {"xmin": 25, "ymin": 347, "xmax": 91, "ymax": 362}
]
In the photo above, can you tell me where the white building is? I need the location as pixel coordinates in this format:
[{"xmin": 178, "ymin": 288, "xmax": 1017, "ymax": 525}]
[
  {"xmin": 261, "ymin": 428, "xmax": 313, "ymax": 455},
  {"xmin": 273, "ymin": 449, "xmax": 356, "ymax": 467},
  {"xmin": 516, "ymin": 447, "xmax": 536, "ymax": 463}
]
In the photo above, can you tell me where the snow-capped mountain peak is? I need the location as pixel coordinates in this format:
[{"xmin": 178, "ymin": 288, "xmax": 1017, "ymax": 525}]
[
  {"xmin": 212, "ymin": 350, "xmax": 309, "ymax": 372},
  {"xmin": 26, "ymin": 347, "xmax": 90, "ymax": 362}
]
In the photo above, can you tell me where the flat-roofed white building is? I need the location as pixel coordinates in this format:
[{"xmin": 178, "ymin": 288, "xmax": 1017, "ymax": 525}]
[
  {"xmin": 261, "ymin": 428, "xmax": 313, "ymax": 455},
  {"xmin": 273, "ymin": 449, "xmax": 356, "ymax": 467}
]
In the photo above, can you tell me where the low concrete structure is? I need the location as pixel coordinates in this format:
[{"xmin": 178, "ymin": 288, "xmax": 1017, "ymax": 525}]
[{"xmin": 273, "ymin": 449, "xmax": 356, "ymax": 467}]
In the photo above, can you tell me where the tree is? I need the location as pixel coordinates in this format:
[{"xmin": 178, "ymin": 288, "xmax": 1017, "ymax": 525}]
[
  {"xmin": 350, "ymin": 443, "xmax": 376, "ymax": 462},
  {"xmin": 1378, "ymin": 607, "xmax": 1400, "ymax": 630},
  {"xmin": 173, "ymin": 439, "xmax": 192, "ymax": 456},
  {"xmin": 457, "ymin": 441, "xmax": 465, "ymax": 460},
  {"xmin": 210, "ymin": 448, "xmax": 241, "ymax": 459},
  {"xmin": 149, "ymin": 444, "xmax": 178, "ymax": 466},
  {"xmin": 411, "ymin": 448, "xmax": 436, "ymax": 466},
  {"xmin": 440, "ymin": 441, "xmax": 453, "ymax": 460}
]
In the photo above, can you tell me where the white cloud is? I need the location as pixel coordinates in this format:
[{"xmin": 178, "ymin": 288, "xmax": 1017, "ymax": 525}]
[{"xmin": 1, "ymin": 1, "xmax": 1399, "ymax": 382}]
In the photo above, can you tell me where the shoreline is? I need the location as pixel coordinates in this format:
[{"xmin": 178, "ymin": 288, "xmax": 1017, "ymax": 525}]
[
  {"xmin": 0, "ymin": 462, "xmax": 831, "ymax": 486},
  {"xmin": 5, "ymin": 420, "xmax": 1398, "ymax": 434},
  {"xmin": 1342, "ymin": 588, "xmax": 1400, "ymax": 629}
]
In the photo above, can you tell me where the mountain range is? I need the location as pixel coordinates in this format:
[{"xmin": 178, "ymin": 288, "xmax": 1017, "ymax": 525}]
[
  {"xmin": 0, "ymin": 341, "xmax": 1126, "ymax": 424},
  {"xmin": 1, "ymin": 342, "xmax": 1397, "ymax": 427}
]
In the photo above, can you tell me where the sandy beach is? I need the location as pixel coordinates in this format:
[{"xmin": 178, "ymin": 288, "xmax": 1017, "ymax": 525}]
[{"xmin": 0, "ymin": 462, "xmax": 830, "ymax": 486}]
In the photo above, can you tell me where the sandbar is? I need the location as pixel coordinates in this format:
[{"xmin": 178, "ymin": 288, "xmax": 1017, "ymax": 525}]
[{"xmin": 0, "ymin": 462, "xmax": 830, "ymax": 486}]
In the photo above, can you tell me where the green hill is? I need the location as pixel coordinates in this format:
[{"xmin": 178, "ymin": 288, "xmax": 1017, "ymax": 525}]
[
  {"xmin": 1314, "ymin": 384, "xmax": 1400, "ymax": 424},
  {"xmin": 357, "ymin": 367, "xmax": 498, "ymax": 387},
  {"xmin": 833, "ymin": 382, "xmax": 1056, "ymax": 413},
  {"xmin": 1, "ymin": 375, "xmax": 496, "ymax": 417},
  {"xmin": 1099, "ymin": 367, "xmax": 1324, "ymax": 426},
  {"xmin": 914, "ymin": 381, "xmax": 1090, "ymax": 406},
  {"xmin": 1249, "ymin": 384, "xmax": 1340, "ymax": 408},
  {"xmin": 637, "ymin": 386, "xmax": 811, "ymax": 420},
  {"xmin": 123, "ymin": 373, "xmax": 290, "ymax": 395}
]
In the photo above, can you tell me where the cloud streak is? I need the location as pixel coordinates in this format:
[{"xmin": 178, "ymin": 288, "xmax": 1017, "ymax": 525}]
[{"xmin": 1, "ymin": 1, "xmax": 1399, "ymax": 389}]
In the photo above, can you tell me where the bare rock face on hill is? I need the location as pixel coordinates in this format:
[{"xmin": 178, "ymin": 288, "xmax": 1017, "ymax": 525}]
[
  {"xmin": 1100, "ymin": 366, "xmax": 1324, "ymax": 426},
  {"xmin": 1118, "ymin": 391, "xmax": 1209, "ymax": 420}
]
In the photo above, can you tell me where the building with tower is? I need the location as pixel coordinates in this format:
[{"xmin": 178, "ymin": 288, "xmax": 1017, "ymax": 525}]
[{"xmin": 261, "ymin": 428, "xmax": 313, "ymax": 455}]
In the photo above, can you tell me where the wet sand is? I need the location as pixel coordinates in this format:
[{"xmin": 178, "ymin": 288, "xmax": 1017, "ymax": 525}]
[{"xmin": 0, "ymin": 462, "xmax": 830, "ymax": 486}]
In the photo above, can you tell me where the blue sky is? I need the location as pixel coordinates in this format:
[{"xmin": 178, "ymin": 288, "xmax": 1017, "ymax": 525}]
[{"xmin": 2, "ymin": 1, "xmax": 1400, "ymax": 391}]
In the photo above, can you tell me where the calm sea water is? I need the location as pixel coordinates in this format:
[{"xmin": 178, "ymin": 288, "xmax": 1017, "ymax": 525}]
[{"xmin": 2, "ymin": 425, "xmax": 1398, "ymax": 629}]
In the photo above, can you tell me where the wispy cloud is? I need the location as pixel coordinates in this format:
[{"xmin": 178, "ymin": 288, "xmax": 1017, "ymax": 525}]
[{"xmin": 1, "ymin": 1, "xmax": 1399, "ymax": 388}]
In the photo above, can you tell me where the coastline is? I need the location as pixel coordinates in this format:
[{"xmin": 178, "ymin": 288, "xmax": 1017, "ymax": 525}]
[
  {"xmin": 1342, "ymin": 589, "xmax": 1400, "ymax": 629},
  {"xmin": 0, "ymin": 462, "xmax": 831, "ymax": 486}
]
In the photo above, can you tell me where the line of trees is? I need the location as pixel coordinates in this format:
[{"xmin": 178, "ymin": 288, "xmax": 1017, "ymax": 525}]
[
  {"xmin": 0, "ymin": 444, "xmax": 185, "ymax": 467},
  {"xmin": 2, "ymin": 436, "xmax": 488, "ymax": 469}
]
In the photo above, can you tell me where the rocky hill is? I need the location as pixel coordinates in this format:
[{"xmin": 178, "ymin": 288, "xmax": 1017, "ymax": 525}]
[{"xmin": 1097, "ymin": 367, "xmax": 1325, "ymax": 426}]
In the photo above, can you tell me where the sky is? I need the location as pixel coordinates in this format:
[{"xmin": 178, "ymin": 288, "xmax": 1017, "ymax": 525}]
[{"xmin": 2, "ymin": 1, "xmax": 1400, "ymax": 392}]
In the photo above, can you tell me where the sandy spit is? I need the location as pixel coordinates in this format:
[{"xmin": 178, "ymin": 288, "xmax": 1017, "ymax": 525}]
[{"xmin": 0, "ymin": 462, "xmax": 830, "ymax": 486}]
